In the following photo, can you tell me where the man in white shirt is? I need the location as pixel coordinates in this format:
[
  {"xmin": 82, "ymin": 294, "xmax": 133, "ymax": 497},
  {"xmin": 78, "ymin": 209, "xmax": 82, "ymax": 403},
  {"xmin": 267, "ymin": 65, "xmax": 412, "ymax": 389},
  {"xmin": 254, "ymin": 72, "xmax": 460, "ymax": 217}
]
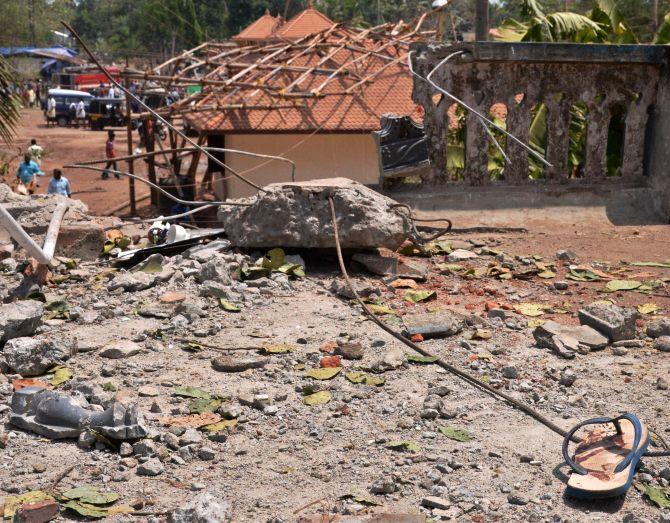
[{"xmin": 75, "ymin": 99, "xmax": 86, "ymax": 127}]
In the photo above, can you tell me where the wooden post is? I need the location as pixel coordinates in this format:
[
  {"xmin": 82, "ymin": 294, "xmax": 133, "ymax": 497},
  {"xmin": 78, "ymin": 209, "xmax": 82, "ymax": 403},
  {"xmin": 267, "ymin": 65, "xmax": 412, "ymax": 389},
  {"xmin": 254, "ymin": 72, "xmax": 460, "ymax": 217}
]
[
  {"xmin": 475, "ymin": 0, "xmax": 489, "ymax": 42},
  {"xmin": 145, "ymin": 119, "xmax": 158, "ymax": 207},
  {"xmin": 124, "ymin": 72, "xmax": 136, "ymax": 215}
]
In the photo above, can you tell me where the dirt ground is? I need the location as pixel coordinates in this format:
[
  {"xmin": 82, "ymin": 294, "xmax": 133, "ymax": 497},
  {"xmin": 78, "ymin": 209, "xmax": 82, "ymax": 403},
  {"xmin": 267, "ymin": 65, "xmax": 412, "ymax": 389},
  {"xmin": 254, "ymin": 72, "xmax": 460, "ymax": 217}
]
[{"xmin": 0, "ymin": 108, "xmax": 668, "ymax": 522}]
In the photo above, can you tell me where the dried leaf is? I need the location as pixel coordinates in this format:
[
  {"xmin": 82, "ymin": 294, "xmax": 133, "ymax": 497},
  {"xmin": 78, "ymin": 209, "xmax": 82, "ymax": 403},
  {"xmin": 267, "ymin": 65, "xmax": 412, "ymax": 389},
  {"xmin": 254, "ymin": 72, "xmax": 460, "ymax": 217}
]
[
  {"xmin": 61, "ymin": 486, "xmax": 119, "ymax": 505},
  {"xmin": 219, "ymin": 299, "xmax": 241, "ymax": 312},
  {"xmin": 304, "ymin": 367, "xmax": 342, "ymax": 380},
  {"xmin": 262, "ymin": 248, "xmax": 285, "ymax": 270},
  {"xmin": 436, "ymin": 263, "xmax": 464, "ymax": 273},
  {"xmin": 386, "ymin": 441, "xmax": 421, "ymax": 453},
  {"xmin": 345, "ymin": 372, "xmax": 385, "ymax": 387},
  {"xmin": 404, "ymin": 290, "xmax": 437, "ymax": 303},
  {"xmin": 303, "ymin": 391, "xmax": 332, "ymax": 405},
  {"xmin": 537, "ymin": 270, "xmax": 556, "ymax": 279},
  {"xmin": 406, "ymin": 355, "xmax": 438, "ymax": 364},
  {"xmin": 201, "ymin": 419, "xmax": 238, "ymax": 432},
  {"xmin": 515, "ymin": 303, "xmax": 546, "ymax": 317},
  {"xmin": 367, "ymin": 304, "xmax": 395, "ymax": 315},
  {"xmin": 277, "ymin": 263, "xmax": 305, "ymax": 278},
  {"xmin": 62, "ymin": 500, "xmax": 110, "ymax": 518},
  {"xmin": 638, "ymin": 303, "xmax": 660, "ymax": 315},
  {"xmin": 174, "ymin": 386, "xmax": 211, "ymax": 399},
  {"xmin": 439, "ymin": 426, "xmax": 472, "ymax": 442},
  {"xmin": 262, "ymin": 344, "xmax": 295, "ymax": 354},
  {"xmin": 605, "ymin": 280, "xmax": 642, "ymax": 292},
  {"xmin": 48, "ymin": 365, "xmax": 73, "ymax": 387},
  {"xmin": 630, "ymin": 261, "xmax": 670, "ymax": 268},
  {"xmin": 189, "ymin": 397, "xmax": 222, "ymax": 414}
]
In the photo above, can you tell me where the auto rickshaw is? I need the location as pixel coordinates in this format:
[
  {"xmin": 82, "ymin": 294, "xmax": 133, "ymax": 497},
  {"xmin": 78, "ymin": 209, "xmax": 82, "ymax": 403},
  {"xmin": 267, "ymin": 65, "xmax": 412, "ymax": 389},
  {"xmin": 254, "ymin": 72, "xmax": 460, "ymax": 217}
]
[{"xmin": 88, "ymin": 98, "xmax": 127, "ymax": 130}]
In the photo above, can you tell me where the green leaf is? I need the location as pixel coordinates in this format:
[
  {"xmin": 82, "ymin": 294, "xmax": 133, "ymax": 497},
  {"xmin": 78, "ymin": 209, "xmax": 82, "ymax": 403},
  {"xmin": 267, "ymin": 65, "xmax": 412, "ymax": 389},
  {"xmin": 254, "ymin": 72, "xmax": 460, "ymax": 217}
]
[
  {"xmin": 566, "ymin": 269, "xmax": 602, "ymax": 282},
  {"xmin": 262, "ymin": 344, "xmax": 295, "ymax": 354},
  {"xmin": 189, "ymin": 397, "xmax": 222, "ymax": 414},
  {"xmin": 386, "ymin": 441, "xmax": 421, "ymax": 453},
  {"xmin": 49, "ymin": 365, "xmax": 73, "ymax": 387},
  {"xmin": 131, "ymin": 254, "xmax": 163, "ymax": 274},
  {"xmin": 407, "ymin": 355, "xmax": 438, "ymax": 364},
  {"xmin": 404, "ymin": 290, "xmax": 437, "ymax": 303},
  {"xmin": 61, "ymin": 485, "xmax": 119, "ymax": 505},
  {"xmin": 241, "ymin": 265, "xmax": 271, "ymax": 279},
  {"xmin": 201, "ymin": 419, "xmax": 238, "ymax": 432},
  {"xmin": 304, "ymin": 367, "xmax": 342, "ymax": 380},
  {"xmin": 63, "ymin": 500, "xmax": 110, "ymax": 518},
  {"xmin": 174, "ymin": 386, "xmax": 211, "ymax": 399},
  {"xmin": 183, "ymin": 342, "xmax": 205, "ymax": 352},
  {"xmin": 4, "ymin": 491, "xmax": 54, "ymax": 519},
  {"xmin": 629, "ymin": 261, "xmax": 670, "ymax": 268},
  {"xmin": 638, "ymin": 303, "xmax": 660, "ymax": 315},
  {"xmin": 436, "ymin": 263, "xmax": 464, "ymax": 273},
  {"xmin": 636, "ymin": 483, "xmax": 670, "ymax": 509},
  {"xmin": 368, "ymin": 304, "xmax": 395, "ymax": 315},
  {"xmin": 262, "ymin": 248, "xmax": 285, "ymax": 270},
  {"xmin": 537, "ymin": 270, "xmax": 556, "ymax": 279},
  {"xmin": 277, "ymin": 263, "xmax": 305, "ymax": 278},
  {"xmin": 439, "ymin": 426, "xmax": 472, "ymax": 442},
  {"xmin": 219, "ymin": 299, "xmax": 241, "ymax": 312},
  {"xmin": 605, "ymin": 280, "xmax": 642, "ymax": 292},
  {"xmin": 101, "ymin": 240, "xmax": 115, "ymax": 256},
  {"xmin": 303, "ymin": 390, "xmax": 332, "ymax": 405}
]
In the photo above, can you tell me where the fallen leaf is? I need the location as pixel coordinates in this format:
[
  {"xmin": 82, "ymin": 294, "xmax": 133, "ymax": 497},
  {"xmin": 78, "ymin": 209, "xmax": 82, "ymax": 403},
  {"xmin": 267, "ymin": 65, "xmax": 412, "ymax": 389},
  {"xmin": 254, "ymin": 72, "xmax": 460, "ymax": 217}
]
[
  {"xmin": 262, "ymin": 344, "xmax": 295, "ymax": 354},
  {"xmin": 405, "ymin": 290, "xmax": 437, "ymax": 303},
  {"xmin": 303, "ymin": 391, "xmax": 332, "ymax": 405},
  {"xmin": 515, "ymin": 303, "xmax": 546, "ymax": 317},
  {"xmin": 48, "ymin": 365, "xmax": 73, "ymax": 387},
  {"xmin": 345, "ymin": 372, "xmax": 385, "ymax": 387},
  {"xmin": 406, "ymin": 355, "xmax": 438, "ymax": 364},
  {"xmin": 471, "ymin": 329, "xmax": 492, "ymax": 340},
  {"xmin": 386, "ymin": 441, "xmax": 421, "ymax": 453},
  {"xmin": 527, "ymin": 319, "xmax": 545, "ymax": 329},
  {"xmin": 537, "ymin": 270, "xmax": 556, "ymax": 279},
  {"xmin": 436, "ymin": 263, "xmax": 464, "ymax": 273},
  {"xmin": 189, "ymin": 397, "xmax": 222, "ymax": 414},
  {"xmin": 157, "ymin": 412, "xmax": 221, "ymax": 428},
  {"xmin": 62, "ymin": 501, "xmax": 110, "ymax": 518},
  {"xmin": 262, "ymin": 248, "xmax": 285, "ymax": 270},
  {"xmin": 174, "ymin": 386, "xmax": 211, "ymax": 399},
  {"xmin": 635, "ymin": 483, "xmax": 670, "ymax": 509},
  {"xmin": 4, "ymin": 492, "xmax": 55, "ymax": 519},
  {"xmin": 605, "ymin": 280, "xmax": 642, "ymax": 292},
  {"xmin": 368, "ymin": 304, "xmax": 395, "ymax": 315},
  {"xmin": 219, "ymin": 299, "xmax": 241, "ymax": 312},
  {"xmin": 277, "ymin": 263, "xmax": 305, "ymax": 278},
  {"xmin": 439, "ymin": 426, "xmax": 472, "ymax": 442},
  {"xmin": 61, "ymin": 486, "xmax": 119, "ymax": 505},
  {"xmin": 304, "ymin": 367, "xmax": 342, "ymax": 380},
  {"xmin": 201, "ymin": 419, "xmax": 238, "ymax": 432},
  {"xmin": 638, "ymin": 303, "xmax": 660, "ymax": 315},
  {"xmin": 389, "ymin": 279, "xmax": 419, "ymax": 289},
  {"xmin": 630, "ymin": 261, "xmax": 670, "ymax": 268},
  {"xmin": 45, "ymin": 300, "xmax": 69, "ymax": 320}
]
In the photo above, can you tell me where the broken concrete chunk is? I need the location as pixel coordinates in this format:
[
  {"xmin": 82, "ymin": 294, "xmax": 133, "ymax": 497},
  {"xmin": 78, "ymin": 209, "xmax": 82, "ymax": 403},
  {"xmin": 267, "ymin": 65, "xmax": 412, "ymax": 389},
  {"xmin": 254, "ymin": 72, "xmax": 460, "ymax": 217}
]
[
  {"xmin": 402, "ymin": 311, "xmax": 464, "ymax": 339},
  {"xmin": 371, "ymin": 346, "xmax": 405, "ymax": 373},
  {"xmin": 100, "ymin": 340, "xmax": 142, "ymax": 359},
  {"xmin": 647, "ymin": 318, "xmax": 670, "ymax": 339},
  {"xmin": 446, "ymin": 249, "xmax": 478, "ymax": 262},
  {"xmin": 654, "ymin": 336, "xmax": 670, "ymax": 352},
  {"xmin": 3, "ymin": 337, "xmax": 68, "ymax": 376},
  {"xmin": 218, "ymin": 178, "xmax": 410, "ymax": 250},
  {"xmin": 0, "ymin": 300, "xmax": 43, "ymax": 345},
  {"xmin": 168, "ymin": 492, "xmax": 233, "ymax": 523},
  {"xmin": 353, "ymin": 253, "xmax": 428, "ymax": 281},
  {"xmin": 533, "ymin": 320, "xmax": 608, "ymax": 359},
  {"xmin": 578, "ymin": 303, "xmax": 638, "ymax": 342},
  {"xmin": 330, "ymin": 279, "xmax": 380, "ymax": 299},
  {"xmin": 196, "ymin": 258, "xmax": 231, "ymax": 286},
  {"xmin": 108, "ymin": 272, "xmax": 154, "ymax": 292},
  {"xmin": 10, "ymin": 387, "xmax": 147, "ymax": 440}
]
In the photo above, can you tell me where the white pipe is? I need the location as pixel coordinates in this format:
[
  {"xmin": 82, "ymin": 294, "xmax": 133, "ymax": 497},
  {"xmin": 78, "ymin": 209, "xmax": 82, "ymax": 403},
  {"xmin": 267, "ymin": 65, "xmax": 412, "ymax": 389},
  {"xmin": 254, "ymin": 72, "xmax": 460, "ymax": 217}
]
[{"xmin": 0, "ymin": 199, "xmax": 69, "ymax": 265}]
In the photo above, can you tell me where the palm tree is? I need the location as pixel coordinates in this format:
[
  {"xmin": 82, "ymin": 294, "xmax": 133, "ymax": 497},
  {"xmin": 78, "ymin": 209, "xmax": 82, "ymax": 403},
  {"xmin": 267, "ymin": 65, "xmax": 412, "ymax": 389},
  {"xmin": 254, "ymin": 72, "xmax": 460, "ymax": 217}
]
[{"xmin": 0, "ymin": 56, "xmax": 21, "ymax": 145}]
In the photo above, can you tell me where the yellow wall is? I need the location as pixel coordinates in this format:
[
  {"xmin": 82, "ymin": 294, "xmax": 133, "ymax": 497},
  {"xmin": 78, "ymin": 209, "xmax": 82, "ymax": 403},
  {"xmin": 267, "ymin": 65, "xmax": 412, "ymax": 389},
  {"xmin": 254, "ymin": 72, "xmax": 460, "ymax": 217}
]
[{"xmin": 214, "ymin": 133, "xmax": 380, "ymax": 199}]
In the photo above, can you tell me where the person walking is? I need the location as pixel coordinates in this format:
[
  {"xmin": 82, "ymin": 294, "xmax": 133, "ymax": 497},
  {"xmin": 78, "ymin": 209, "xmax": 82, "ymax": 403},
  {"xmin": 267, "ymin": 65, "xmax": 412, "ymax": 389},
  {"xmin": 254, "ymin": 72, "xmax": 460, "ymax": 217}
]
[
  {"xmin": 27, "ymin": 87, "xmax": 36, "ymax": 108},
  {"xmin": 47, "ymin": 169, "xmax": 71, "ymax": 198},
  {"xmin": 27, "ymin": 139, "xmax": 44, "ymax": 167},
  {"xmin": 46, "ymin": 95, "xmax": 56, "ymax": 126},
  {"xmin": 16, "ymin": 153, "xmax": 43, "ymax": 195},
  {"xmin": 76, "ymin": 99, "xmax": 86, "ymax": 127},
  {"xmin": 102, "ymin": 131, "xmax": 120, "ymax": 180}
]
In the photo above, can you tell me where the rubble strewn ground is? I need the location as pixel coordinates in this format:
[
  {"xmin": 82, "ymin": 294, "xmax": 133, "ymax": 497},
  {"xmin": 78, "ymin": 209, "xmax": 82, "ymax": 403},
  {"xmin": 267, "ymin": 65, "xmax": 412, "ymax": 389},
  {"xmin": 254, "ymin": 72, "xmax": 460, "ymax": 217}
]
[{"xmin": 0, "ymin": 190, "xmax": 668, "ymax": 522}]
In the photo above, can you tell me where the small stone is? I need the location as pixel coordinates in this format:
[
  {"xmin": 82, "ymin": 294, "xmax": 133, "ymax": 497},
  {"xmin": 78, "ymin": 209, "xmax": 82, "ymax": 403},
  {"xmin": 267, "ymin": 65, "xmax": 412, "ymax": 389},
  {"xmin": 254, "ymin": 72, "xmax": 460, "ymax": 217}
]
[
  {"xmin": 179, "ymin": 429, "xmax": 203, "ymax": 446},
  {"xmin": 336, "ymin": 341, "xmax": 364, "ymax": 360},
  {"xmin": 555, "ymin": 249, "xmax": 577, "ymax": 262},
  {"xmin": 370, "ymin": 477, "xmax": 396, "ymax": 494},
  {"xmin": 653, "ymin": 336, "xmax": 670, "ymax": 352},
  {"xmin": 502, "ymin": 366, "xmax": 518, "ymax": 379},
  {"xmin": 77, "ymin": 430, "xmax": 96, "ymax": 450},
  {"xmin": 612, "ymin": 339, "xmax": 645, "ymax": 348},
  {"xmin": 119, "ymin": 442, "xmax": 133, "ymax": 456},
  {"xmin": 137, "ymin": 458, "xmax": 164, "ymax": 476},
  {"xmin": 553, "ymin": 281, "xmax": 569, "ymax": 291},
  {"xmin": 658, "ymin": 377, "xmax": 669, "ymax": 391},
  {"xmin": 612, "ymin": 347, "xmax": 629, "ymax": 356},
  {"xmin": 168, "ymin": 492, "xmax": 232, "ymax": 523},
  {"xmin": 133, "ymin": 440, "xmax": 157, "ymax": 457},
  {"xmin": 211, "ymin": 355, "xmax": 269, "ymax": 372},
  {"xmin": 559, "ymin": 368, "xmax": 577, "ymax": 387},
  {"xmin": 507, "ymin": 494, "xmax": 529, "ymax": 506},
  {"xmin": 14, "ymin": 499, "xmax": 59, "ymax": 523},
  {"xmin": 578, "ymin": 303, "xmax": 638, "ymax": 342},
  {"xmin": 31, "ymin": 461, "xmax": 47, "ymax": 473},
  {"xmin": 163, "ymin": 432, "xmax": 180, "ymax": 450},
  {"xmin": 100, "ymin": 340, "xmax": 142, "ymax": 359},
  {"xmin": 659, "ymin": 467, "xmax": 670, "ymax": 481},
  {"xmin": 3, "ymin": 337, "xmax": 68, "ymax": 376},
  {"xmin": 421, "ymin": 496, "xmax": 450, "ymax": 510},
  {"xmin": 198, "ymin": 447, "xmax": 216, "ymax": 461},
  {"xmin": 447, "ymin": 249, "xmax": 478, "ymax": 262},
  {"xmin": 138, "ymin": 386, "xmax": 160, "ymax": 397},
  {"xmin": 647, "ymin": 318, "xmax": 670, "ymax": 339}
]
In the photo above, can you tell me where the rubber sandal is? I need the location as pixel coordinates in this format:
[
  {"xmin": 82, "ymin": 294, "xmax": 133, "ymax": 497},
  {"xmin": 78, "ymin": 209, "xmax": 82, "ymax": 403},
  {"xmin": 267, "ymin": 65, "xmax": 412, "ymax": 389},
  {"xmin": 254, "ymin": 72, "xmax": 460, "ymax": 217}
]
[{"xmin": 562, "ymin": 413, "xmax": 649, "ymax": 499}]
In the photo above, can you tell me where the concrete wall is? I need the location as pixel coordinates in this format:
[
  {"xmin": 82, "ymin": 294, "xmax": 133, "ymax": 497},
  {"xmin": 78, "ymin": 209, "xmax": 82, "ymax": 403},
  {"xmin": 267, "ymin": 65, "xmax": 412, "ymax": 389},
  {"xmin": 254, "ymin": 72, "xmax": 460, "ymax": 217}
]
[{"xmin": 213, "ymin": 133, "xmax": 379, "ymax": 199}]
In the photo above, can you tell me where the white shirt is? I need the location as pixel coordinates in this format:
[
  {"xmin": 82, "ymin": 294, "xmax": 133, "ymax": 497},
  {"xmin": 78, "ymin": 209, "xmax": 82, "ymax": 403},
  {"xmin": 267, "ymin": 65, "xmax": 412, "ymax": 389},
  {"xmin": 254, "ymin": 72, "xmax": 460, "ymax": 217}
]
[
  {"xmin": 47, "ymin": 98, "xmax": 56, "ymax": 111},
  {"xmin": 76, "ymin": 101, "xmax": 86, "ymax": 118}
]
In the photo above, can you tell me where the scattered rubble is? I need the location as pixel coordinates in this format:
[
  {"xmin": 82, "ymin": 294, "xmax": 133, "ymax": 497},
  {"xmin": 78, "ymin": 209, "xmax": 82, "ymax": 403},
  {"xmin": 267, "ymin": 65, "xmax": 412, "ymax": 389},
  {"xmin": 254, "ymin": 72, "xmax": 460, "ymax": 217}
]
[{"xmin": 578, "ymin": 303, "xmax": 638, "ymax": 342}]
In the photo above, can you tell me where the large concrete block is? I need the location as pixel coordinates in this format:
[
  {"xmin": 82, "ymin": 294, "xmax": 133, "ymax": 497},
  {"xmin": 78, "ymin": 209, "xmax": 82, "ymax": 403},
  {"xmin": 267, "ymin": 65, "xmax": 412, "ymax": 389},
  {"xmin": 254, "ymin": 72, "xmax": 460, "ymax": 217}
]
[{"xmin": 217, "ymin": 178, "xmax": 411, "ymax": 250}]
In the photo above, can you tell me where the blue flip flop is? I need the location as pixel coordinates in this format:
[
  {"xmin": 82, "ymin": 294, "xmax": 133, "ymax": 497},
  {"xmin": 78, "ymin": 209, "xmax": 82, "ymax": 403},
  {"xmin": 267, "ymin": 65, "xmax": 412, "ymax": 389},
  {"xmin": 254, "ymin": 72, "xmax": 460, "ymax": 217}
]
[{"xmin": 562, "ymin": 413, "xmax": 649, "ymax": 499}]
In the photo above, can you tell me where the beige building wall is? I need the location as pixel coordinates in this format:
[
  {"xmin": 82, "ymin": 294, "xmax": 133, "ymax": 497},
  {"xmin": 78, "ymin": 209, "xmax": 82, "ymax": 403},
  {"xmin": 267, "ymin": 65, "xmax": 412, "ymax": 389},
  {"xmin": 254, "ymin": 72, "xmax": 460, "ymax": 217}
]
[{"xmin": 213, "ymin": 133, "xmax": 379, "ymax": 199}]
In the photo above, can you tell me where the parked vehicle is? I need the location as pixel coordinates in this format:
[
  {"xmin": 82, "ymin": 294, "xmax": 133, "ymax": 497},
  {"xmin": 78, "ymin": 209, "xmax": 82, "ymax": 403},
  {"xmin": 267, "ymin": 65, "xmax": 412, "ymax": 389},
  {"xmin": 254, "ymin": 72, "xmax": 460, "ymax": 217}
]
[
  {"xmin": 45, "ymin": 88, "xmax": 93, "ymax": 127},
  {"xmin": 88, "ymin": 98, "xmax": 127, "ymax": 130}
]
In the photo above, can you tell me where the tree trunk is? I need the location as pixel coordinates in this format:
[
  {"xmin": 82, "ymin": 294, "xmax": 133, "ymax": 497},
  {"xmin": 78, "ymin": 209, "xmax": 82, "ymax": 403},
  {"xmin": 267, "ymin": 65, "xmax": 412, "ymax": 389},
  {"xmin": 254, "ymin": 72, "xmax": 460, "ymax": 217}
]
[{"xmin": 475, "ymin": 0, "xmax": 489, "ymax": 42}]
